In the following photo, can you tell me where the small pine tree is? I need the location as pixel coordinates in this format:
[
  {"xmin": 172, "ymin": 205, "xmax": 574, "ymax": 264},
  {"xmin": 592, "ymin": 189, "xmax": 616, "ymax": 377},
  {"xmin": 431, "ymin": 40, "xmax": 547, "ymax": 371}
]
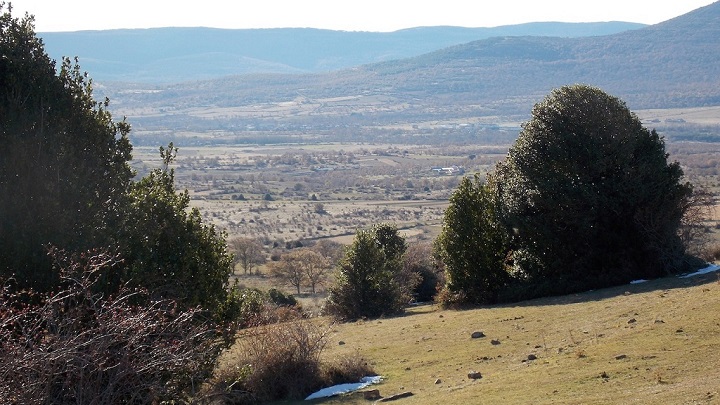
[
  {"xmin": 435, "ymin": 175, "xmax": 509, "ymax": 305},
  {"xmin": 326, "ymin": 224, "xmax": 408, "ymax": 320}
]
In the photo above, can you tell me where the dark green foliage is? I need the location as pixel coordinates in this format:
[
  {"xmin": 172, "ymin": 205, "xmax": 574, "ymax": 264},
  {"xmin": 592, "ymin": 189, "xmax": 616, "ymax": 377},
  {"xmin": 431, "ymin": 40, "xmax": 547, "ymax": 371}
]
[
  {"xmin": 0, "ymin": 6, "xmax": 133, "ymax": 290},
  {"xmin": 494, "ymin": 85, "xmax": 692, "ymax": 295},
  {"xmin": 326, "ymin": 223, "xmax": 408, "ymax": 320},
  {"xmin": 268, "ymin": 288, "xmax": 298, "ymax": 307},
  {"xmin": 0, "ymin": 6, "xmax": 232, "ymax": 315},
  {"xmin": 435, "ymin": 175, "xmax": 509, "ymax": 305},
  {"xmin": 116, "ymin": 144, "xmax": 233, "ymax": 312},
  {"xmin": 218, "ymin": 285, "xmax": 302, "ymax": 328}
]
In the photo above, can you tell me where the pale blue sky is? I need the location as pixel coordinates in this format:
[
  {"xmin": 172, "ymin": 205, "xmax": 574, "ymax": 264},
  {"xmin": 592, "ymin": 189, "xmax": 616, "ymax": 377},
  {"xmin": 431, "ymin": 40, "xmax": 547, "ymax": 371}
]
[{"xmin": 10, "ymin": 0, "xmax": 718, "ymax": 32}]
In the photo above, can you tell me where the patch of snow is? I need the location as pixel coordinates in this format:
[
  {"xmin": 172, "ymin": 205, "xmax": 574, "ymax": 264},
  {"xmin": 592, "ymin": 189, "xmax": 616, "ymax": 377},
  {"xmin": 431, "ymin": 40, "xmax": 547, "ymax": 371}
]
[
  {"xmin": 679, "ymin": 263, "xmax": 720, "ymax": 279},
  {"xmin": 305, "ymin": 376, "xmax": 382, "ymax": 400},
  {"xmin": 630, "ymin": 279, "xmax": 648, "ymax": 284}
]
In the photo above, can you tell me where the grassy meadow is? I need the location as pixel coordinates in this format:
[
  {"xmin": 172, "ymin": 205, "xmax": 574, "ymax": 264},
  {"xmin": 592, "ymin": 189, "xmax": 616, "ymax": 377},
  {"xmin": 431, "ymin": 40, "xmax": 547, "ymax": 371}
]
[{"xmin": 219, "ymin": 270, "xmax": 720, "ymax": 404}]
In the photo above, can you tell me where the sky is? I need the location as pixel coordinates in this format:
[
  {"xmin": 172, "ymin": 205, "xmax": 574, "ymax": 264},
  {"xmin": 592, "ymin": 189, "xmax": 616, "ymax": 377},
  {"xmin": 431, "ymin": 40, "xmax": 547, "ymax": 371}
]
[{"xmin": 9, "ymin": 0, "xmax": 718, "ymax": 32}]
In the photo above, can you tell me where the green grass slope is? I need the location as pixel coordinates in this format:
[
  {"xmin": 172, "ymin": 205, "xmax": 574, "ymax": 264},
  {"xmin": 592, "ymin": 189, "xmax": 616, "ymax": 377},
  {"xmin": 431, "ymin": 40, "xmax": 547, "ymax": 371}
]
[{"xmin": 304, "ymin": 269, "xmax": 719, "ymax": 404}]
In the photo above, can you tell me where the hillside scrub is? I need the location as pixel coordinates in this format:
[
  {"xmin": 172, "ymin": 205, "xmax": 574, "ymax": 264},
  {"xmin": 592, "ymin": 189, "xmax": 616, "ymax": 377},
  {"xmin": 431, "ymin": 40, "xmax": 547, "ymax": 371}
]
[
  {"xmin": 0, "ymin": 248, "xmax": 230, "ymax": 403},
  {"xmin": 1, "ymin": 6, "xmax": 238, "ymax": 402}
]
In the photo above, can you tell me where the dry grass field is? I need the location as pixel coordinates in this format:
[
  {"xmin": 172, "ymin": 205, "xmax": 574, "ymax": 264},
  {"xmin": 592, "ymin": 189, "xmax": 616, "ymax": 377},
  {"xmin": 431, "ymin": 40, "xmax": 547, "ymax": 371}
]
[{"xmin": 223, "ymin": 269, "xmax": 720, "ymax": 405}]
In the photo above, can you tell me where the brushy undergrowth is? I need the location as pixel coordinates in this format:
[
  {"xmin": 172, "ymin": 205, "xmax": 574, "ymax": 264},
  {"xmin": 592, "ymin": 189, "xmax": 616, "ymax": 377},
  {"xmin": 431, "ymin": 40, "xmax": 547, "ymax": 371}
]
[
  {"xmin": 0, "ymin": 248, "xmax": 231, "ymax": 404},
  {"xmin": 203, "ymin": 319, "xmax": 375, "ymax": 404}
]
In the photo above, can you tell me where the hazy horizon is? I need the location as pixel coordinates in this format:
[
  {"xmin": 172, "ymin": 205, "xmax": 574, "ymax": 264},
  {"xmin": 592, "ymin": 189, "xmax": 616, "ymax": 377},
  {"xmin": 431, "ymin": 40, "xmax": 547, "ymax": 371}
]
[{"xmin": 12, "ymin": 0, "xmax": 717, "ymax": 33}]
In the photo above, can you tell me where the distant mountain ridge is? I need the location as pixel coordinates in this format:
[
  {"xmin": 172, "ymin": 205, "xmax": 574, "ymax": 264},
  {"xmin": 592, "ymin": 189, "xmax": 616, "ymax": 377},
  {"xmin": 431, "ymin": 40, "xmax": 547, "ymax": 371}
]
[{"xmin": 39, "ymin": 22, "xmax": 645, "ymax": 83}]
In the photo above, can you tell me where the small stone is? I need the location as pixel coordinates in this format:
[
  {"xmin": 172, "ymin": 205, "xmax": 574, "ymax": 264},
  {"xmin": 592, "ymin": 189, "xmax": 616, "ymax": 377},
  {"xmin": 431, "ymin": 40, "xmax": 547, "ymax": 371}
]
[
  {"xmin": 434, "ymin": 378, "xmax": 442, "ymax": 384},
  {"xmin": 468, "ymin": 371, "xmax": 483, "ymax": 379},
  {"xmin": 600, "ymin": 371, "xmax": 609, "ymax": 379},
  {"xmin": 491, "ymin": 339, "xmax": 501, "ymax": 345},
  {"xmin": 338, "ymin": 341, "xmax": 345, "ymax": 345},
  {"xmin": 363, "ymin": 389, "xmax": 381, "ymax": 400},
  {"xmin": 655, "ymin": 319, "xmax": 665, "ymax": 323},
  {"xmin": 471, "ymin": 331, "xmax": 486, "ymax": 339},
  {"xmin": 676, "ymin": 328, "xmax": 684, "ymax": 333},
  {"xmin": 615, "ymin": 354, "xmax": 627, "ymax": 360},
  {"xmin": 527, "ymin": 354, "xmax": 537, "ymax": 361},
  {"xmin": 627, "ymin": 318, "xmax": 637, "ymax": 324},
  {"xmin": 378, "ymin": 392, "xmax": 414, "ymax": 402}
]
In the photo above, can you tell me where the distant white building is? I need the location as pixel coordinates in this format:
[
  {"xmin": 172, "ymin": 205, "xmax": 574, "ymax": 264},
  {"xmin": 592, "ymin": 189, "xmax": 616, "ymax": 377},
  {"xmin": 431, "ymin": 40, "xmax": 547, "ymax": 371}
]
[{"xmin": 431, "ymin": 165, "xmax": 464, "ymax": 175}]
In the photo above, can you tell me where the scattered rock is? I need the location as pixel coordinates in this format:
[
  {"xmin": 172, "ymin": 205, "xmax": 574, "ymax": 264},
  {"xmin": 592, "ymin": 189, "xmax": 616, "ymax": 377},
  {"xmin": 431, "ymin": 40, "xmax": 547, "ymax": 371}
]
[
  {"xmin": 378, "ymin": 392, "xmax": 414, "ymax": 402},
  {"xmin": 655, "ymin": 319, "xmax": 665, "ymax": 324},
  {"xmin": 676, "ymin": 328, "xmax": 684, "ymax": 333},
  {"xmin": 434, "ymin": 378, "xmax": 442, "ymax": 384},
  {"xmin": 471, "ymin": 331, "xmax": 486, "ymax": 339},
  {"xmin": 600, "ymin": 371, "xmax": 609, "ymax": 379},
  {"xmin": 438, "ymin": 315, "xmax": 444, "ymax": 318},
  {"xmin": 491, "ymin": 339, "xmax": 501, "ymax": 345},
  {"xmin": 527, "ymin": 354, "xmax": 537, "ymax": 361},
  {"xmin": 363, "ymin": 389, "xmax": 381, "ymax": 400},
  {"xmin": 338, "ymin": 341, "xmax": 346, "ymax": 345},
  {"xmin": 468, "ymin": 371, "xmax": 483, "ymax": 379},
  {"xmin": 615, "ymin": 354, "xmax": 627, "ymax": 360},
  {"xmin": 627, "ymin": 318, "xmax": 637, "ymax": 324}
]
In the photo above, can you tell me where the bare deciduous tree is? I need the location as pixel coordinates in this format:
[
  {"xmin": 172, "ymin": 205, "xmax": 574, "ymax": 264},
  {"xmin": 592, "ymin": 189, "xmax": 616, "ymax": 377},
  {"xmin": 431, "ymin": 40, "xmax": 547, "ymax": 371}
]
[
  {"xmin": 269, "ymin": 249, "xmax": 331, "ymax": 294},
  {"xmin": 679, "ymin": 185, "xmax": 717, "ymax": 259},
  {"xmin": 298, "ymin": 249, "xmax": 332, "ymax": 294},
  {"xmin": 229, "ymin": 237, "xmax": 266, "ymax": 274},
  {"xmin": 268, "ymin": 250, "xmax": 305, "ymax": 294}
]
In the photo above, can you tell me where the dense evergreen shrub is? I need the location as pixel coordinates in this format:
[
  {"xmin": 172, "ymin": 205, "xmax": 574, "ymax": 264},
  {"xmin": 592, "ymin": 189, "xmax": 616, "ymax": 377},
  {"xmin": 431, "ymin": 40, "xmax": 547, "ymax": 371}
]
[
  {"xmin": 326, "ymin": 224, "xmax": 412, "ymax": 320},
  {"xmin": 435, "ymin": 175, "xmax": 510, "ymax": 305},
  {"xmin": 493, "ymin": 85, "xmax": 693, "ymax": 291}
]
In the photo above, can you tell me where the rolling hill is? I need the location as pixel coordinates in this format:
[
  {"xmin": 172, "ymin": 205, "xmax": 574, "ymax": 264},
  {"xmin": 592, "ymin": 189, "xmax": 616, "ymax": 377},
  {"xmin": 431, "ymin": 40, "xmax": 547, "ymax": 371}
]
[
  {"xmin": 87, "ymin": 2, "xmax": 720, "ymax": 145},
  {"xmin": 40, "ymin": 22, "xmax": 644, "ymax": 83}
]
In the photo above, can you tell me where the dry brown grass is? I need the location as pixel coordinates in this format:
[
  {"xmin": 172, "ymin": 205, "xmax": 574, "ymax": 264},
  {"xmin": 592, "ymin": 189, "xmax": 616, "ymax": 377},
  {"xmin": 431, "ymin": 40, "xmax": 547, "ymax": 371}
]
[{"xmin": 268, "ymin": 269, "xmax": 720, "ymax": 405}]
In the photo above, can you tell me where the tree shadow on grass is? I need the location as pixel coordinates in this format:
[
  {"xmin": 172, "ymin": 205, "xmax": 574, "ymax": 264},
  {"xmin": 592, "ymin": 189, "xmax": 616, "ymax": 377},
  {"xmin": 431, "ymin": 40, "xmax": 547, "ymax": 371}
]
[{"xmin": 497, "ymin": 265, "xmax": 719, "ymax": 309}]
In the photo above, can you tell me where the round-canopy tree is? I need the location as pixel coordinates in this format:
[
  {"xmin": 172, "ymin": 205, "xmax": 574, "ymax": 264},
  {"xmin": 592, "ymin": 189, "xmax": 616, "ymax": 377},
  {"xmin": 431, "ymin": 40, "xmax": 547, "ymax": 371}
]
[{"xmin": 494, "ymin": 84, "xmax": 692, "ymax": 291}]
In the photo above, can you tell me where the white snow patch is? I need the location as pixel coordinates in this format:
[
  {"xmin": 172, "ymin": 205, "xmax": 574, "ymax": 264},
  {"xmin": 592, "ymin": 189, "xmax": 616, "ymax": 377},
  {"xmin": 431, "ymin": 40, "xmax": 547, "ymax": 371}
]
[
  {"xmin": 305, "ymin": 376, "xmax": 382, "ymax": 400},
  {"xmin": 679, "ymin": 263, "xmax": 720, "ymax": 279}
]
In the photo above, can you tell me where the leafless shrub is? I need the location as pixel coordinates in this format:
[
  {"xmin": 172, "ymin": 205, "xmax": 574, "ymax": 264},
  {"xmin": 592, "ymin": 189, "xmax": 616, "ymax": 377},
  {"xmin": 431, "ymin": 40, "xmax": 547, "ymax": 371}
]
[
  {"xmin": 679, "ymin": 185, "xmax": 717, "ymax": 259},
  {"xmin": 0, "ymin": 248, "xmax": 229, "ymax": 404},
  {"xmin": 203, "ymin": 320, "xmax": 375, "ymax": 404}
]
